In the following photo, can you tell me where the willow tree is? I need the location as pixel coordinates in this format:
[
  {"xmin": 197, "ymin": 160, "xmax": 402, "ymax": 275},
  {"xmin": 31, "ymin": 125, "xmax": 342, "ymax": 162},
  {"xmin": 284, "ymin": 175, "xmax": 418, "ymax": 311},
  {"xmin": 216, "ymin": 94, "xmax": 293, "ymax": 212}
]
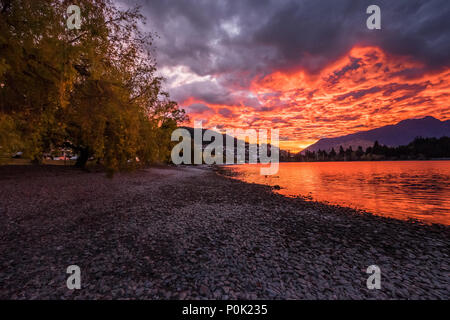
[
  {"xmin": 63, "ymin": 0, "xmax": 187, "ymax": 170},
  {"xmin": 0, "ymin": 0, "xmax": 186, "ymax": 171},
  {"xmin": 0, "ymin": 0, "xmax": 69, "ymax": 160}
]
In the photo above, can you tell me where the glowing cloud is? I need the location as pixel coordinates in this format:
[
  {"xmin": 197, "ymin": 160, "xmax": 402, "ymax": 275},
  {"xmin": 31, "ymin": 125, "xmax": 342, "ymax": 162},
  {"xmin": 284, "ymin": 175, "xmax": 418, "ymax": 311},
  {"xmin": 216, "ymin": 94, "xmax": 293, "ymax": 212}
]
[{"xmin": 182, "ymin": 46, "xmax": 450, "ymax": 152}]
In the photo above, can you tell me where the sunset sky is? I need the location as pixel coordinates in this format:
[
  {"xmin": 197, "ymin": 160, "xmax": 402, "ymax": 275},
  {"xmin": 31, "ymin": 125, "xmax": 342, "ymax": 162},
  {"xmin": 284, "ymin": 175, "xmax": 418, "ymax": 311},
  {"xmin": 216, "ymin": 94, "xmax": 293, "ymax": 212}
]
[{"xmin": 123, "ymin": 0, "xmax": 450, "ymax": 151}]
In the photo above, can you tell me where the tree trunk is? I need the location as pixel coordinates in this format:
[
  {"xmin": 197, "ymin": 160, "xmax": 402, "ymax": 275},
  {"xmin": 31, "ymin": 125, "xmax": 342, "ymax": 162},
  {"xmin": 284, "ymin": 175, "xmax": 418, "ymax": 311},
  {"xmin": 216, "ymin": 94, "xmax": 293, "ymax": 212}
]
[
  {"xmin": 75, "ymin": 148, "xmax": 89, "ymax": 169},
  {"xmin": 31, "ymin": 156, "xmax": 43, "ymax": 165}
]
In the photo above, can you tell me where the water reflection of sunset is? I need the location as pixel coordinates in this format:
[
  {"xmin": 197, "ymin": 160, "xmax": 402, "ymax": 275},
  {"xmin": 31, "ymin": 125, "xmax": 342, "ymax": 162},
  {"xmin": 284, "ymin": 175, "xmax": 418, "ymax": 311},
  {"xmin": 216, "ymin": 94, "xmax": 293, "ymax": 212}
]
[{"xmin": 226, "ymin": 161, "xmax": 450, "ymax": 225}]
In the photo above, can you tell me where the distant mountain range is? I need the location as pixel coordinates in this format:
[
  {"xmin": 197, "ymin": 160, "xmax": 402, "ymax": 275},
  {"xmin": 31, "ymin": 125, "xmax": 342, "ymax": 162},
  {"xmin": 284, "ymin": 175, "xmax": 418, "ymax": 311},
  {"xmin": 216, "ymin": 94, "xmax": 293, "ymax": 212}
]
[
  {"xmin": 301, "ymin": 116, "xmax": 450, "ymax": 154},
  {"xmin": 180, "ymin": 127, "xmax": 240, "ymax": 146}
]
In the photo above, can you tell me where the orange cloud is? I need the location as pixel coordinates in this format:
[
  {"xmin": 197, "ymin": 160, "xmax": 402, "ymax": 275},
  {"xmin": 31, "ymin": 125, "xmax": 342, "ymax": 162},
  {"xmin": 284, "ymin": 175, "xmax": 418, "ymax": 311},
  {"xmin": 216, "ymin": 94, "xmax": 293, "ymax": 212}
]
[{"xmin": 182, "ymin": 46, "xmax": 450, "ymax": 152}]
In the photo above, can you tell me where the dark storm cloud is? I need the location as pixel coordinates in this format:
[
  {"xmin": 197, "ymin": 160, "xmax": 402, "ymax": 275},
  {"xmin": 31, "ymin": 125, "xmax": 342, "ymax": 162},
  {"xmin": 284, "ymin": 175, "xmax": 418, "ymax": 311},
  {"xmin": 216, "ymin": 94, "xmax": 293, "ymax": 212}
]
[
  {"xmin": 252, "ymin": 0, "xmax": 450, "ymax": 72},
  {"xmin": 169, "ymin": 79, "xmax": 262, "ymax": 108},
  {"xmin": 313, "ymin": 114, "xmax": 362, "ymax": 122},
  {"xmin": 169, "ymin": 80, "xmax": 233, "ymax": 105},
  {"xmin": 326, "ymin": 58, "xmax": 362, "ymax": 85},
  {"xmin": 382, "ymin": 83, "xmax": 429, "ymax": 97},
  {"xmin": 120, "ymin": 0, "xmax": 450, "ymax": 105},
  {"xmin": 218, "ymin": 107, "xmax": 235, "ymax": 118},
  {"xmin": 186, "ymin": 103, "xmax": 213, "ymax": 114},
  {"xmin": 125, "ymin": 0, "xmax": 450, "ymax": 72},
  {"xmin": 336, "ymin": 86, "xmax": 382, "ymax": 101}
]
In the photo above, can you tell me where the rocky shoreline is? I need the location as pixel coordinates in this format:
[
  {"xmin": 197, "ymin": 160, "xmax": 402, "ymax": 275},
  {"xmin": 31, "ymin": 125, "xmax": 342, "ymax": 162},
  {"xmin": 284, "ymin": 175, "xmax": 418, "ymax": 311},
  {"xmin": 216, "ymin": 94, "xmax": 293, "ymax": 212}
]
[{"xmin": 0, "ymin": 165, "xmax": 448, "ymax": 299}]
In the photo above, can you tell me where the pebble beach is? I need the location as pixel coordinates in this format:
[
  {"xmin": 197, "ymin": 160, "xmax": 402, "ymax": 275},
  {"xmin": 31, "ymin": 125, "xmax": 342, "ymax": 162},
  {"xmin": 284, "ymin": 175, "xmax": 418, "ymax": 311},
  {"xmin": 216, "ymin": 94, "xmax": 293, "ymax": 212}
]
[{"xmin": 0, "ymin": 165, "xmax": 448, "ymax": 299}]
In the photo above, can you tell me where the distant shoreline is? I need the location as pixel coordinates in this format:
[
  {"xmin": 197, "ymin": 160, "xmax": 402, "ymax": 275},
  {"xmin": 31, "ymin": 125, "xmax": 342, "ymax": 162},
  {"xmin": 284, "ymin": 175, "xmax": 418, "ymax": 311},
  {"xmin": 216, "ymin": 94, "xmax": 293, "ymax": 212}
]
[
  {"xmin": 2, "ymin": 158, "xmax": 450, "ymax": 167},
  {"xmin": 280, "ymin": 158, "xmax": 450, "ymax": 163},
  {"xmin": 217, "ymin": 159, "xmax": 450, "ymax": 166}
]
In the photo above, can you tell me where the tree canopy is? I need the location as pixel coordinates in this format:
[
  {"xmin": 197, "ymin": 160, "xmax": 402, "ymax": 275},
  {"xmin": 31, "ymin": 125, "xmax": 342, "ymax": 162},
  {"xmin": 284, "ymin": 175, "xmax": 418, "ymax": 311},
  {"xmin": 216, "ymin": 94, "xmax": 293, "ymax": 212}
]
[{"xmin": 0, "ymin": 0, "xmax": 186, "ymax": 172}]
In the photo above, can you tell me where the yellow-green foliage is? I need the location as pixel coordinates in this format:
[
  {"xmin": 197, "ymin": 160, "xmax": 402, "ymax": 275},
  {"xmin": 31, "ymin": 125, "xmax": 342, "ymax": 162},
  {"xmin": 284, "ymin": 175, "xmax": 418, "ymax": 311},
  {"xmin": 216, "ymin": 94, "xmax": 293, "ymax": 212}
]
[
  {"xmin": 0, "ymin": 0, "xmax": 186, "ymax": 173},
  {"xmin": 0, "ymin": 115, "xmax": 22, "ymax": 162}
]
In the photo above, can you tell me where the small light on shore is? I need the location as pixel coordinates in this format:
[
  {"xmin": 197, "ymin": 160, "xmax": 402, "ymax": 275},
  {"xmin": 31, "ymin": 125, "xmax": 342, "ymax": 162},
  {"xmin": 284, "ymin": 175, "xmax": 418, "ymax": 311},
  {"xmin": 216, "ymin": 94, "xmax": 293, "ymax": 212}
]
[{"xmin": 0, "ymin": 83, "xmax": 4, "ymax": 88}]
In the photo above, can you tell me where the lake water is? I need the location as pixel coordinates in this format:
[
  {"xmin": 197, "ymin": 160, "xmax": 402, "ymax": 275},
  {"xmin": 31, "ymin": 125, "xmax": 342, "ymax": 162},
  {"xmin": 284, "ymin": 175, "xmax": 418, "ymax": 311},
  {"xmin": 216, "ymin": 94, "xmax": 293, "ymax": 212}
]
[{"xmin": 225, "ymin": 161, "xmax": 450, "ymax": 225}]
